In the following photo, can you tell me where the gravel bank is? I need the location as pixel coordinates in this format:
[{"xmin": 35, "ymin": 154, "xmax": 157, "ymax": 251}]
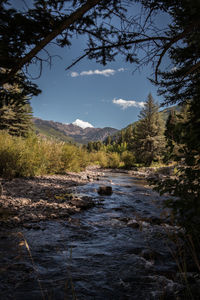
[{"xmin": 0, "ymin": 167, "xmax": 102, "ymax": 227}]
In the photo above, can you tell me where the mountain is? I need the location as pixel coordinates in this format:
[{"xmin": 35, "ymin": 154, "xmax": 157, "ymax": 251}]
[
  {"xmin": 32, "ymin": 118, "xmax": 118, "ymax": 144},
  {"xmin": 159, "ymin": 105, "xmax": 180, "ymax": 122}
]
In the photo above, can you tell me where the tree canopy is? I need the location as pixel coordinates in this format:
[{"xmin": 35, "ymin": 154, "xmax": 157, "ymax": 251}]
[{"xmin": 1, "ymin": 0, "xmax": 200, "ymax": 89}]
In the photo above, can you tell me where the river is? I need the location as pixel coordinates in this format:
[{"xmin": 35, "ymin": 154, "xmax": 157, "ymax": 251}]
[{"xmin": 0, "ymin": 171, "xmax": 183, "ymax": 299}]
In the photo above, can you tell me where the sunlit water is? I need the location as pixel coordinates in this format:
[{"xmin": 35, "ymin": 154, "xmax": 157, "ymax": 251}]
[{"xmin": 0, "ymin": 172, "xmax": 182, "ymax": 299}]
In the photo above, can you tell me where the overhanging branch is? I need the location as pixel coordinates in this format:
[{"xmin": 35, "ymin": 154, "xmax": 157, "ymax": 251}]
[{"xmin": 0, "ymin": 0, "xmax": 102, "ymax": 86}]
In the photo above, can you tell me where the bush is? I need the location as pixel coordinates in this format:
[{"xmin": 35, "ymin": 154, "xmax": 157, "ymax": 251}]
[
  {"xmin": 89, "ymin": 151, "xmax": 108, "ymax": 167},
  {"xmin": 0, "ymin": 131, "xmax": 90, "ymax": 178},
  {"xmin": 121, "ymin": 151, "xmax": 135, "ymax": 168},
  {"xmin": 107, "ymin": 152, "xmax": 121, "ymax": 168}
]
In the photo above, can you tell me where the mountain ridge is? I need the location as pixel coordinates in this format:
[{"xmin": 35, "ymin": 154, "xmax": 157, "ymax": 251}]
[{"xmin": 32, "ymin": 117, "xmax": 118, "ymax": 144}]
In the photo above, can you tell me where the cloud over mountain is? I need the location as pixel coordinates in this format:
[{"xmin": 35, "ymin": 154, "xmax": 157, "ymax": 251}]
[
  {"xmin": 113, "ymin": 98, "xmax": 145, "ymax": 109},
  {"xmin": 72, "ymin": 119, "xmax": 94, "ymax": 129}
]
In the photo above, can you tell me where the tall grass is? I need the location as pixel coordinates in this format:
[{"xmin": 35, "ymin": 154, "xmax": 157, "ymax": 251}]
[
  {"xmin": 0, "ymin": 131, "xmax": 90, "ymax": 178},
  {"xmin": 0, "ymin": 131, "xmax": 137, "ymax": 178}
]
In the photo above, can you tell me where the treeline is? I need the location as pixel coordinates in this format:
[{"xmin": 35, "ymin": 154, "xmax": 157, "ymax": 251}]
[
  {"xmin": 0, "ymin": 90, "xmax": 193, "ymax": 176},
  {"xmin": 87, "ymin": 93, "xmax": 185, "ymax": 168},
  {"xmin": 0, "ymin": 87, "xmax": 199, "ymax": 240},
  {"xmin": 0, "ymin": 92, "xmax": 168, "ymax": 178}
]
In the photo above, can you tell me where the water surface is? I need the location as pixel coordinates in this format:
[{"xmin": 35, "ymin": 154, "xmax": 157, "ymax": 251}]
[{"xmin": 0, "ymin": 172, "xmax": 181, "ymax": 299}]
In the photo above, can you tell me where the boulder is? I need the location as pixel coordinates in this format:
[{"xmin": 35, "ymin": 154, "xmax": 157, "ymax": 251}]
[{"xmin": 97, "ymin": 186, "xmax": 113, "ymax": 196}]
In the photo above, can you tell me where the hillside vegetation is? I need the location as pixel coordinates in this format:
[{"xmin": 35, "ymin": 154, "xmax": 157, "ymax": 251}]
[
  {"xmin": 0, "ymin": 94, "xmax": 182, "ymax": 178},
  {"xmin": 33, "ymin": 118, "xmax": 118, "ymax": 144}
]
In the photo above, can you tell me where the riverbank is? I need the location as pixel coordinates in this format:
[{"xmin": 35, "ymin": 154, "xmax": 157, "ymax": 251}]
[
  {"xmin": 0, "ymin": 166, "xmax": 174, "ymax": 227},
  {"xmin": 0, "ymin": 166, "xmax": 103, "ymax": 227}
]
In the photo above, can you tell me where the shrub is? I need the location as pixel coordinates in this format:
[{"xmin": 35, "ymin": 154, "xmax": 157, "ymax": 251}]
[
  {"xmin": 121, "ymin": 151, "xmax": 135, "ymax": 168},
  {"xmin": 0, "ymin": 131, "xmax": 90, "ymax": 178},
  {"xmin": 89, "ymin": 151, "xmax": 108, "ymax": 168},
  {"xmin": 107, "ymin": 152, "xmax": 121, "ymax": 168}
]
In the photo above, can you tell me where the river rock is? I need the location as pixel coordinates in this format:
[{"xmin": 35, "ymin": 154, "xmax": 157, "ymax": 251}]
[
  {"xmin": 127, "ymin": 219, "xmax": 140, "ymax": 229},
  {"xmin": 97, "ymin": 186, "xmax": 113, "ymax": 195}
]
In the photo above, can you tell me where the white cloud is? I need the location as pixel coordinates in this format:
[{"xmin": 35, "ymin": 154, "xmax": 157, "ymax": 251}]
[
  {"xmin": 113, "ymin": 98, "xmax": 145, "ymax": 110},
  {"xmin": 70, "ymin": 68, "xmax": 125, "ymax": 78},
  {"xmin": 118, "ymin": 68, "xmax": 125, "ymax": 72},
  {"xmin": 71, "ymin": 71, "xmax": 79, "ymax": 77},
  {"xmin": 80, "ymin": 69, "xmax": 116, "ymax": 77},
  {"xmin": 72, "ymin": 119, "xmax": 94, "ymax": 129}
]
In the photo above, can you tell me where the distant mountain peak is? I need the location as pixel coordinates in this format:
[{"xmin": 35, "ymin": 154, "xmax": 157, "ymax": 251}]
[
  {"xmin": 32, "ymin": 117, "xmax": 118, "ymax": 144},
  {"xmin": 72, "ymin": 119, "xmax": 94, "ymax": 129}
]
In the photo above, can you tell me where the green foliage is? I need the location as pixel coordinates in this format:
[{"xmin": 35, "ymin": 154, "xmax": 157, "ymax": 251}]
[
  {"xmin": 89, "ymin": 151, "xmax": 109, "ymax": 168},
  {"xmin": 0, "ymin": 131, "xmax": 90, "ymax": 178},
  {"xmin": 153, "ymin": 163, "xmax": 200, "ymax": 236},
  {"xmin": 34, "ymin": 122, "xmax": 74, "ymax": 143},
  {"xmin": 133, "ymin": 93, "xmax": 165, "ymax": 166},
  {"xmin": 121, "ymin": 151, "xmax": 135, "ymax": 168},
  {"xmin": 89, "ymin": 151, "xmax": 121, "ymax": 169},
  {"xmin": 87, "ymin": 141, "xmax": 104, "ymax": 152},
  {"xmin": 106, "ymin": 152, "xmax": 121, "ymax": 168},
  {"xmin": 148, "ymin": 1, "xmax": 200, "ymax": 239},
  {"xmin": 0, "ymin": 68, "xmax": 40, "ymax": 137},
  {"xmin": 106, "ymin": 142, "xmax": 127, "ymax": 154},
  {"xmin": 0, "ymin": 102, "xmax": 33, "ymax": 137},
  {"xmin": 164, "ymin": 104, "xmax": 190, "ymax": 162}
]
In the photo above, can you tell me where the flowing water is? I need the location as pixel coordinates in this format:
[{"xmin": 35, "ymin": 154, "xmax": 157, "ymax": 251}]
[{"xmin": 0, "ymin": 172, "xmax": 182, "ymax": 300}]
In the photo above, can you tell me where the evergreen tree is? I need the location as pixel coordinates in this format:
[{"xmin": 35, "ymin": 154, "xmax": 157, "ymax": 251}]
[
  {"xmin": 164, "ymin": 109, "xmax": 178, "ymax": 162},
  {"xmin": 147, "ymin": 1, "xmax": 200, "ymax": 236},
  {"xmin": 0, "ymin": 100, "xmax": 33, "ymax": 137},
  {"xmin": 0, "ymin": 70, "xmax": 36, "ymax": 136},
  {"xmin": 134, "ymin": 93, "xmax": 165, "ymax": 166},
  {"xmin": 124, "ymin": 125, "xmax": 133, "ymax": 143},
  {"xmin": 105, "ymin": 135, "xmax": 111, "ymax": 146},
  {"xmin": 87, "ymin": 141, "xmax": 93, "ymax": 152}
]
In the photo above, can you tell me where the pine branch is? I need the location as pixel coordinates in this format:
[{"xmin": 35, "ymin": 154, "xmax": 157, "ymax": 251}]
[{"xmin": 155, "ymin": 19, "xmax": 200, "ymax": 82}]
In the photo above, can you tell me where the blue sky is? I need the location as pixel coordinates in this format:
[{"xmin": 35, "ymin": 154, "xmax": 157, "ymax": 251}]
[{"xmin": 30, "ymin": 7, "xmax": 170, "ymax": 130}]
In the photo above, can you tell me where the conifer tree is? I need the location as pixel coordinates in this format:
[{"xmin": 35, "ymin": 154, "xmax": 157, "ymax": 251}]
[
  {"xmin": 0, "ymin": 69, "xmax": 36, "ymax": 136},
  {"xmin": 0, "ymin": 100, "xmax": 33, "ymax": 137},
  {"xmin": 134, "ymin": 93, "xmax": 165, "ymax": 166},
  {"xmin": 148, "ymin": 1, "xmax": 200, "ymax": 236}
]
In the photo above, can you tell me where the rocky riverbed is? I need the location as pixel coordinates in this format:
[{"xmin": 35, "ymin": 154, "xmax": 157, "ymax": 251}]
[
  {"xmin": 0, "ymin": 166, "xmax": 103, "ymax": 227},
  {"xmin": 0, "ymin": 167, "xmax": 199, "ymax": 299},
  {"xmin": 0, "ymin": 166, "xmax": 175, "ymax": 227}
]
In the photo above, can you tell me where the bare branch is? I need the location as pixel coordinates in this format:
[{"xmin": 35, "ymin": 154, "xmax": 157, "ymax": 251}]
[
  {"xmin": 0, "ymin": 0, "xmax": 102, "ymax": 86},
  {"xmin": 65, "ymin": 51, "xmax": 90, "ymax": 70},
  {"xmin": 86, "ymin": 36, "xmax": 170, "ymax": 51}
]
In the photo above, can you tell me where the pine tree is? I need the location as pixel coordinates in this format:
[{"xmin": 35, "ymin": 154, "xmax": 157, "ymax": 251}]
[
  {"xmin": 124, "ymin": 125, "xmax": 133, "ymax": 143},
  {"xmin": 0, "ymin": 101, "xmax": 33, "ymax": 137},
  {"xmin": 164, "ymin": 109, "xmax": 178, "ymax": 162},
  {"xmin": 134, "ymin": 93, "xmax": 165, "ymax": 166},
  {"xmin": 0, "ymin": 70, "xmax": 35, "ymax": 136}
]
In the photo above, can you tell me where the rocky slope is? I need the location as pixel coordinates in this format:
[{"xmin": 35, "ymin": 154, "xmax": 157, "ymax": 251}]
[{"xmin": 33, "ymin": 117, "xmax": 118, "ymax": 144}]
